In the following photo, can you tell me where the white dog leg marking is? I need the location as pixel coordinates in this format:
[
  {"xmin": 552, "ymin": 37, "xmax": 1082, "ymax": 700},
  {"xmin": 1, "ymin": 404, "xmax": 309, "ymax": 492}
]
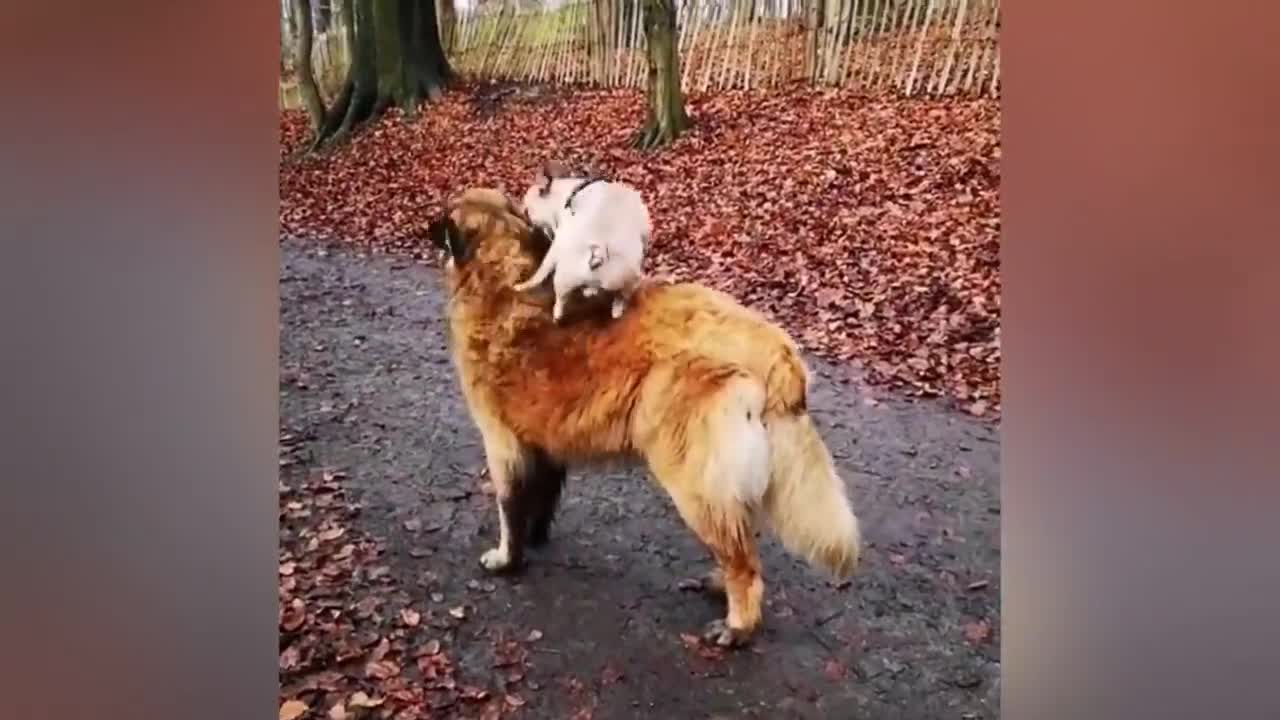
[
  {"xmin": 480, "ymin": 502, "xmax": 512, "ymax": 571},
  {"xmin": 552, "ymin": 296, "xmax": 566, "ymax": 323},
  {"xmin": 610, "ymin": 295, "xmax": 627, "ymax": 319}
]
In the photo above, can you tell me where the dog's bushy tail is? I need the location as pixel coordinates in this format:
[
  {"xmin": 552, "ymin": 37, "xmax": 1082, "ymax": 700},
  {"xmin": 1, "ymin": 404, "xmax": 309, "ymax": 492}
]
[{"xmin": 760, "ymin": 358, "xmax": 861, "ymax": 578}]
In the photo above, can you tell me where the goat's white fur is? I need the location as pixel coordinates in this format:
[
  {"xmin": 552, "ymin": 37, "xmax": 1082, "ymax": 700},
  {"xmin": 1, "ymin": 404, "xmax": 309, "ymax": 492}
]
[{"xmin": 517, "ymin": 177, "xmax": 651, "ymax": 322}]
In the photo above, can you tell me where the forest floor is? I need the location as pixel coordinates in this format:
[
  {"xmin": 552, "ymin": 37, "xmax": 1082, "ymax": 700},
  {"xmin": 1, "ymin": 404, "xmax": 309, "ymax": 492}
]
[
  {"xmin": 278, "ymin": 83, "xmax": 1000, "ymax": 720},
  {"xmin": 281, "ymin": 82, "xmax": 1000, "ymax": 414}
]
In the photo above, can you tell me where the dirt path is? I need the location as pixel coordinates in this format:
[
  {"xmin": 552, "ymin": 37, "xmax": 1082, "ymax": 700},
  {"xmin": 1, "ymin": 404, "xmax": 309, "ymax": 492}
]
[{"xmin": 280, "ymin": 238, "xmax": 1001, "ymax": 719}]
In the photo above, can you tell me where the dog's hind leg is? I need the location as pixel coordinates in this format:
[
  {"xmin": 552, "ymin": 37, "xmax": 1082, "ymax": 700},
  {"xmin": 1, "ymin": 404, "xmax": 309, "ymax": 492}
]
[
  {"xmin": 662, "ymin": 482, "xmax": 764, "ymax": 647},
  {"xmin": 644, "ymin": 370, "xmax": 770, "ymax": 646},
  {"xmin": 607, "ymin": 266, "xmax": 641, "ymax": 319},
  {"xmin": 647, "ymin": 455, "xmax": 766, "ymax": 645}
]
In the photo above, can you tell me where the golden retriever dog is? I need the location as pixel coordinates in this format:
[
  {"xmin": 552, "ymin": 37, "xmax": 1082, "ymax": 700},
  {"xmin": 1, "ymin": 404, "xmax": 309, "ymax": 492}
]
[{"xmin": 426, "ymin": 187, "xmax": 861, "ymax": 647}]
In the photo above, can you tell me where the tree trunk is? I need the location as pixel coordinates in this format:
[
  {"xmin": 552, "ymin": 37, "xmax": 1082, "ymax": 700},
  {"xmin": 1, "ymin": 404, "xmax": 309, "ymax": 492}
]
[
  {"xmin": 313, "ymin": 0, "xmax": 332, "ymax": 34},
  {"xmin": 310, "ymin": 0, "xmax": 452, "ymax": 149},
  {"xmin": 632, "ymin": 0, "xmax": 690, "ymax": 150},
  {"xmin": 292, "ymin": 0, "xmax": 327, "ymax": 136},
  {"xmin": 339, "ymin": 0, "xmax": 356, "ymax": 60}
]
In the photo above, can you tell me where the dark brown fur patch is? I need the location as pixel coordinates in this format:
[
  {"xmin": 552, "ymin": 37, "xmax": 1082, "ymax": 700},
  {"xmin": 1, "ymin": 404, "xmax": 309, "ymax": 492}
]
[{"xmin": 522, "ymin": 448, "xmax": 566, "ymax": 546}]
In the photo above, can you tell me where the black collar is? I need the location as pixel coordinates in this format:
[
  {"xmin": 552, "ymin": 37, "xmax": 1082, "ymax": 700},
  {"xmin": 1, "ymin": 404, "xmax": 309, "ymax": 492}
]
[{"xmin": 564, "ymin": 177, "xmax": 606, "ymax": 213}]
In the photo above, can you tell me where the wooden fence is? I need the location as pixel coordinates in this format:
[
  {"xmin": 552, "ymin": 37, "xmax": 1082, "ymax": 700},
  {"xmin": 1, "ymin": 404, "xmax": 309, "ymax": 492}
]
[
  {"xmin": 280, "ymin": 0, "xmax": 999, "ymax": 108},
  {"xmin": 448, "ymin": 0, "xmax": 999, "ymax": 96}
]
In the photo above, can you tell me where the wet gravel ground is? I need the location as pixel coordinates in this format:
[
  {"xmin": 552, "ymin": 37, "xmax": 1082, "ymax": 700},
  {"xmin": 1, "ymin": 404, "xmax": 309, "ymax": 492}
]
[{"xmin": 280, "ymin": 237, "xmax": 1001, "ymax": 719}]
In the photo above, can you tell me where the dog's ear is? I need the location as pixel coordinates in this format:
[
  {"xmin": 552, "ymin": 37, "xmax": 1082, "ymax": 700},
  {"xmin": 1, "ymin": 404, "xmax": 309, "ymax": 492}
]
[
  {"xmin": 538, "ymin": 160, "xmax": 569, "ymax": 197},
  {"xmin": 544, "ymin": 160, "xmax": 570, "ymax": 179},
  {"xmin": 427, "ymin": 216, "xmax": 471, "ymax": 266}
]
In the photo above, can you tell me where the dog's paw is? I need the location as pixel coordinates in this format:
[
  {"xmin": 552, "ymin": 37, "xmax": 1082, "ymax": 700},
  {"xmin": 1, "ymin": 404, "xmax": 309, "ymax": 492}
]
[
  {"xmin": 581, "ymin": 286, "xmax": 599, "ymax": 298},
  {"xmin": 512, "ymin": 281, "xmax": 535, "ymax": 293},
  {"xmin": 701, "ymin": 568, "xmax": 726, "ymax": 595},
  {"xmin": 479, "ymin": 547, "xmax": 514, "ymax": 572},
  {"xmin": 701, "ymin": 619, "xmax": 750, "ymax": 648},
  {"xmin": 610, "ymin": 299, "xmax": 626, "ymax": 319},
  {"xmin": 676, "ymin": 569, "xmax": 725, "ymax": 595}
]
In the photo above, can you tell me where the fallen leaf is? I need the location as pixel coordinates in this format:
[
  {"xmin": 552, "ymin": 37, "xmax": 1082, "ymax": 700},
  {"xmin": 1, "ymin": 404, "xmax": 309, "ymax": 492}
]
[
  {"xmin": 823, "ymin": 659, "xmax": 847, "ymax": 681},
  {"xmin": 280, "ymin": 599, "xmax": 306, "ymax": 632},
  {"xmin": 365, "ymin": 660, "xmax": 401, "ymax": 680},
  {"xmin": 963, "ymin": 619, "xmax": 992, "ymax": 645},
  {"xmin": 349, "ymin": 691, "xmax": 385, "ymax": 708},
  {"xmin": 504, "ymin": 693, "xmax": 526, "ymax": 709},
  {"xmin": 368, "ymin": 637, "xmax": 391, "ymax": 662},
  {"xmin": 600, "ymin": 664, "xmax": 624, "ymax": 685},
  {"xmin": 279, "ymin": 699, "xmax": 308, "ymax": 720},
  {"xmin": 420, "ymin": 639, "xmax": 442, "ymax": 656},
  {"xmin": 327, "ymin": 702, "xmax": 348, "ymax": 720},
  {"xmin": 403, "ymin": 519, "xmax": 421, "ymax": 532},
  {"xmin": 354, "ymin": 596, "xmax": 381, "ymax": 619},
  {"xmin": 400, "ymin": 608, "xmax": 421, "ymax": 627},
  {"xmin": 319, "ymin": 526, "xmax": 346, "ymax": 542},
  {"xmin": 279, "ymin": 645, "xmax": 301, "ymax": 671},
  {"xmin": 525, "ymin": 629, "xmax": 543, "ymax": 642},
  {"xmin": 279, "ymin": 561, "xmax": 296, "ymax": 576},
  {"xmin": 448, "ymin": 606, "xmax": 467, "ymax": 620}
]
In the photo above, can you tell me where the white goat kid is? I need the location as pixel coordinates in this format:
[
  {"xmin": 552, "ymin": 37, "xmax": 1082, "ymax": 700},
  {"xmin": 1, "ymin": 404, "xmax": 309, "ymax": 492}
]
[{"xmin": 516, "ymin": 162, "xmax": 651, "ymax": 322}]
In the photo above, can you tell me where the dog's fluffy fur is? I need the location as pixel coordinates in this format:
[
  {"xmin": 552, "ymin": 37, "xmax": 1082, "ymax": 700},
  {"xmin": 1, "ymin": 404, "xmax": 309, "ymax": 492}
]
[
  {"xmin": 516, "ymin": 166, "xmax": 650, "ymax": 321},
  {"xmin": 427, "ymin": 188, "xmax": 861, "ymax": 647}
]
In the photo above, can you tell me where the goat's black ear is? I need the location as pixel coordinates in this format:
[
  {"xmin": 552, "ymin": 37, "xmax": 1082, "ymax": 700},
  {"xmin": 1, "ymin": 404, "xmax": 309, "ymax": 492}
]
[{"xmin": 427, "ymin": 217, "xmax": 468, "ymax": 264}]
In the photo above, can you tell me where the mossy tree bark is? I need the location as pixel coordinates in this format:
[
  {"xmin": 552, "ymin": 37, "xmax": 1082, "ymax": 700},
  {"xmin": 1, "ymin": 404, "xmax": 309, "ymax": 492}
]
[
  {"xmin": 310, "ymin": 0, "xmax": 452, "ymax": 150},
  {"xmin": 291, "ymin": 0, "xmax": 327, "ymax": 136},
  {"xmin": 632, "ymin": 0, "xmax": 690, "ymax": 150}
]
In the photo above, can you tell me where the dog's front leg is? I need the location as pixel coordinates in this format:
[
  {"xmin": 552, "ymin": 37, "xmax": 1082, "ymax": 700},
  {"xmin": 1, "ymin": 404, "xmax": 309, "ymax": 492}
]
[{"xmin": 478, "ymin": 437, "xmax": 528, "ymax": 573}]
